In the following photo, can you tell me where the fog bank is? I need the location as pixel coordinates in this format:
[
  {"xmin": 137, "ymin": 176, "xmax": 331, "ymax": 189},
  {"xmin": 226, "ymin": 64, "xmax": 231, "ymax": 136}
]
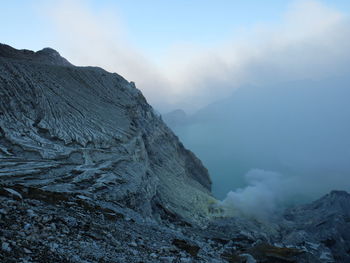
[{"xmin": 168, "ymin": 76, "xmax": 350, "ymax": 218}]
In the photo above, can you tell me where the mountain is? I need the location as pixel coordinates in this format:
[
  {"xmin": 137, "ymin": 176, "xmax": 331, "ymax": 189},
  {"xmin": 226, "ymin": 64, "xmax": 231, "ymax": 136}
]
[
  {"xmin": 1, "ymin": 44, "xmax": 349, "ymax": 262},
  {"xmin": 166, "ymin": 79, "xmax": 350, "ymax": 199},
  {"xmin": 162, "ymin": 109, "xmax": 188, "ymax": 128},
  {"xmin": 281, "ymin": 190, "xmax": 350, "ymax": 262},
  {"xmin": 0, "ymin": 43, "xmax": 212, "ymax": 224}
]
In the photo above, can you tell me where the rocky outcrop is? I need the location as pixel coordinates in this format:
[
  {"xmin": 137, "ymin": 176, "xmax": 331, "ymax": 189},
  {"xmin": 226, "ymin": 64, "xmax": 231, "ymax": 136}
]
[
  {"xmin": 0, "ymin": 43, "xmax": 212, "ymax": 225},
  {"xmin": 280, "ymin": 190, "xmax": 350, "ymax": 262},
  {"xmin": 0, "ymin": 44, "xmax": 72, "ymax": 66}
]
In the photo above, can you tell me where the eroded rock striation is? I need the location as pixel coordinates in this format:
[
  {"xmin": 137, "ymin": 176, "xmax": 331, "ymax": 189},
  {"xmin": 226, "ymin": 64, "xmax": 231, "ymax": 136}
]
[{"xmin": 0, "ymin": 43, "xmax": 212, "ymax": 224}]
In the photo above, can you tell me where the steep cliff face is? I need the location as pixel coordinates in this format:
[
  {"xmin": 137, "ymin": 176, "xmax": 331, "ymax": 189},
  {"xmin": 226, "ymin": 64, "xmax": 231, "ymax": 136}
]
[{"xmin": 0, "ymin": 44, "xmax": 212, "ymax": 224}]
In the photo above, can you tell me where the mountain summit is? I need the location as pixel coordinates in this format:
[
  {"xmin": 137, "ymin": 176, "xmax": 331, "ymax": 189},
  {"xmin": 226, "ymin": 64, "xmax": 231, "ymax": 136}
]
[
  {"xmin": 0, "ymin": 44, "xmax": 72, "ymax": 66},
  {"xmin": 0, "ymin": 44, "xmax": 212, "ymax": 224}
]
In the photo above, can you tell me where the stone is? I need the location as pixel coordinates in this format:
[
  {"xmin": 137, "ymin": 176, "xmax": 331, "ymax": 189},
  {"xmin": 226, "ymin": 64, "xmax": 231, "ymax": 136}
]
[
  {"xmin": 129, "ymin": 241, "xmax": 137, "ymax": 247},
  {"xmin": 3, "ymin": 188, "xmax": 22, "ymax": 200},
  {"xmin": 2, "ymin": 242, "xmax": 11, "ymax": 252},
  {"xmin": 172, "ymin": 239, "xmax": 200, "ymax": 257},
  {"xmin": 159, "ymin": 256, "xmax": 175, "ymax": 263},
  {"xmin": 23, "ymin": 248, "xmax": 33, "ymax": 254},
  {"xmin": 49, "ymin": 223, "xmax": 56, "ymax": 231},
  {"xmin": 27, "ymin": 209, "xmax": 36, "ymax": 217},
  {"xmin": 0, "ymin": 208, "xmax": 7, "ymax": 215},
  {"xmin": 23, "ymin": 223, "xmax": 31, "ymax": 231}
]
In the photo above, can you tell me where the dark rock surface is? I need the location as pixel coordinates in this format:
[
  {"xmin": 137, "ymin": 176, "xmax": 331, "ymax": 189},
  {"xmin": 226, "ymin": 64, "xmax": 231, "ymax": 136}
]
[
  {"xmin": 0, "ymin": 44, "xmax": 72, "ymax": 67},
  {"xmin": 0, "ymin": 44, "xmax": 349, "ymax": 262},
  {"xmin": 280, "ymin": 190, "xmax": 350, "ymax": 262},
  {"xmin": 0, "ymin": 185, "xmax": 323, "ymax": 263}
]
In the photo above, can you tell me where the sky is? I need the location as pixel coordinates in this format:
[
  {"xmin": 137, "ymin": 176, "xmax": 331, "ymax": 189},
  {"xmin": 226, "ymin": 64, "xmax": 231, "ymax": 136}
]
[{"xmin": 1, "ymin": 0, "xmax": 350, "ymax": 111}]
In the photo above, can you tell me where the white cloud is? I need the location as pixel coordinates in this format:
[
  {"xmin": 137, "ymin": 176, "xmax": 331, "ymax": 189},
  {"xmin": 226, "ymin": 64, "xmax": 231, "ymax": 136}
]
[
  {"xmin": 220, "ymin": 169, "xmax": 290, "ymax": 220},
  {"xmin": 42, "ymin": 0, "xmax": 169, "ymax": 106},
  {"xmin": 42, "ymin": 0, "xmax": 350, "ymax": 112}
]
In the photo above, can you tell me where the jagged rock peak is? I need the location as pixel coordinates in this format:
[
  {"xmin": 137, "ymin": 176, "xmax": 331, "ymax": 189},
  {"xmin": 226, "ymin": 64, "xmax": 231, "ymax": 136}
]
[
  {"xmin": 329, "ymin": 190, "xmax": 349, "ymax": 196},
  {"xmin": 313, "ymin": 189, "xmax": 350, "ymax": 207},
  {"xmin": 0, "ymin": 43, "xmax": 72, "ymax": 66}
]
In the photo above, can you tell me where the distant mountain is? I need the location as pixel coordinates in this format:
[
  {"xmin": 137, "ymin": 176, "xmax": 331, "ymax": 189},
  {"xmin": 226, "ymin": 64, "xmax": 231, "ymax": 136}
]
[
  {"xmin": 169, "ymin": 79, "xmax": 350, "ymax": 199},
  {"xmin": 282, "ymin": 190, "xmax": 350, "ymax": 262},
  {"xmin": 163, "ymin": 109, "xmax": 189, "ymax": 128}
]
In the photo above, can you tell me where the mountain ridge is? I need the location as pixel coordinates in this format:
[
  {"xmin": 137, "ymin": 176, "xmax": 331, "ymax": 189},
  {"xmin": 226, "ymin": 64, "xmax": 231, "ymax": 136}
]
[
  {"xmin": 0, "ymin": 43, "xmax": 72, "ymax": 66},
  {"xmin": 0, "ymin": 44, "xmax": 212, "ymax": 226}
]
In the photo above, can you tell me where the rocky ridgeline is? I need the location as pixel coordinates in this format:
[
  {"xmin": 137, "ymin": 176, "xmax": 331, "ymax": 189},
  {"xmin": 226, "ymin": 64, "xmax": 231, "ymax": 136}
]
[
  {"xmin": 0, "ymin": 44, "xmax": 349, "ymax": 262},
  {"xmin": 0, "ymin": 43, "xmax": 212, "ymax": 225}
]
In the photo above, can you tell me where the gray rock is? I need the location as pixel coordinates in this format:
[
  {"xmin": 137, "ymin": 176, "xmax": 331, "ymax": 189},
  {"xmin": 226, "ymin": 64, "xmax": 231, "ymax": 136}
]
[
  {"xmin": 23, "ymin": 223, "xmax": 31, "ymax": 231},
  {"xmin": 240, "ymin": 253, "xmax": 257, "ymax": 263},
  {"xmin": 280, "ymin": 190, "xmax": 350, "ymax": 262},
  {"xmin": 159, "ymin": 256, "xmax": 175, "ymax": 263},
  {"xmin": 0, "ymin": 44, "xmax": 213, "ymax": 226},
  {"xmin": 0, "ymin": 208, "xmax": 7, "ymax": 215},
  {"xmin": 2, "ymin": 241, "xmax": 11, "ymax": 252},
  {"xmin": 23, "ymin": 248, "xmax": 32, "ymax": 254},
  {"xmin": 129, "ymin": 241, "xmax": 137, "ymax": 247},
  {"xmin": 26, "ymin": 209, "xmax": 36, "ymax": 217},
  {"xmin": 3, "ymin": 187, "xmax": 23, "ymax": 200}
]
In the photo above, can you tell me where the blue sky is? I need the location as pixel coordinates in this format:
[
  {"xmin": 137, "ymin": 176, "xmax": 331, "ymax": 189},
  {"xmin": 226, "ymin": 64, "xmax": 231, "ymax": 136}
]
[
  {"xmin": 2, "ymin": 0, "xmax": 349, "ymax": 57},
  {"xmin": 1, "ymin": 1, "xmax": 350, "ymax": 111}
]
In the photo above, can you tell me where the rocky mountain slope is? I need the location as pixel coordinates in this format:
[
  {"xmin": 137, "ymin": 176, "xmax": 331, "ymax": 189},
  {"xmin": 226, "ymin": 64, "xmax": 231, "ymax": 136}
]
[
  {"xmin": 281, "ymin": 190, "xmax": 350, "ymax": 262},
  {"xmin": 1, "ymin": 44, "xmax": 349, "ymax": 263},
  {"xmin": 0, "ymin": 43, "xmax": 212, "ymax": 225},
  {"xmin": 2, "ymin": 184, "xmax": 349, "ymax": 263}
]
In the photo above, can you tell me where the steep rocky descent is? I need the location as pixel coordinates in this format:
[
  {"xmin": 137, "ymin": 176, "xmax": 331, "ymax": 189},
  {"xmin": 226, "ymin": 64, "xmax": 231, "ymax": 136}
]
[
  {"xmin": 0, "ymin": 43, "xmax": 213, "ymax": 225},
  {"xmin": 281, "ymin": 190, "xmax": 350, "ymax": 262},
  {"xmin": 0, "ymin": 185, "xmax": 323, "ymax": 263}
]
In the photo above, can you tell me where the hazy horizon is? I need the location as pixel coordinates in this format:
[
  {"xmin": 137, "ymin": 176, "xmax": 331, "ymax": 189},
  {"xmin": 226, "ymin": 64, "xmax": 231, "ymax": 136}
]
[{"xmin": 165, "ymin": 75, "xmax": 350, "ymax": 218}]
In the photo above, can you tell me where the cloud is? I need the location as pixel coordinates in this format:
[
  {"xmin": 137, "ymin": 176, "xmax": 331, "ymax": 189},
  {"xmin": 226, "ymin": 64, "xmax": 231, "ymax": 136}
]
[
  {"xmin": 220, "ymin": 165, "xmax": 350, "ymax": 221},
  {"xmin": 42, "ymin": 0, "xmax": 350, "ymax": 112},
  {"xmin": 219, "ymin": 169, "xmax": 291, "ymax": 220},
  {"xmin": 162, "ymin": 0, "xmax": 349, "ymax": 110},
  {"xmin": 42, "ymin": 0, "xmax": 170, "ymax": 107}
]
